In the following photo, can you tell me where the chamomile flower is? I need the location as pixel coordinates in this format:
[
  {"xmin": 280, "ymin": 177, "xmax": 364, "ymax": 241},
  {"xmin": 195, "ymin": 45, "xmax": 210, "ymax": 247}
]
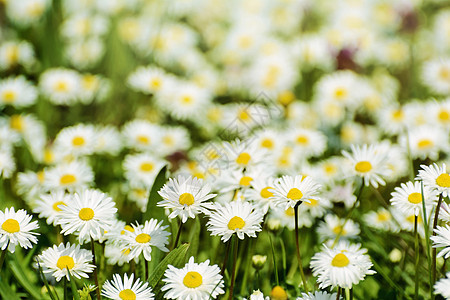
[
  {"xmin": 431, "ymin": 225, "xmax": 450, "ymax": 259},
  {"xmin": 270, "ymin": 175, "xmax": 322, "ymax": 209},
  {"xmin": 33, "ymin": 190, "xmax": 70, "ymax": 225},
  {"xmin": 422, "ymin": 58, "xmax": 450, "ymax": 95},
  {"xmin": 0, "ymin": 150, "xmax": 16, "ymax": 179},
  {"xmin": 37, "ymin": 242, "xmax": 94, "ymax": 282},
  {"xmin": 219, "ymin": 139, "xmax": 269, "ymax": 170},
  {"xmin": 120, "ymin": 219, "xmax": 170, "ymax": 261},
  {"xmin": 245, "ymin": 175, "xmax": 277, "ymax": 214},
  {"xmin": 44, "ymin": 160, "xmax": 94, "ymax": 192},
  {"xmin": 127, "ymin": 66, "xmax": 169, "ymax": 95},
  {"xmin": 342, "ymin": 144, "xmax": 389, "ymax": 188},
  {"xmin": 0, "ymin": 207, "xmax": 39, "ymax": 253},
  {"xmin": 390, "ymin": 181, "xmax": 437, "ymax": 216},
  {"xmin": 102, "ymin": 273, "xmax": 154, "ymax": 300},
  {"xmin": 207, "ymin": 201, "xmax": 264, "ymax": 242},
  {"xmin": 104, "ymin": 243, "xmax": 138, "ymax": 267},
  {"xmin": 40, "ymin": 68, "xmax": 81, "ymax": 105},
  {"xmin": 297, "ymin": 291, "xmax": 339, "ymax": 300},
  {"xmin": 0, "ymin": 41, "xmax": 35, "ymax": 70},
  {"xmin": 363, "ymin": 208, "xmax": 400, "ymax": 232},
  {"xmin": 435, "ymin": 272, "xmax": 450, "ymax": 299},
  {"xmin": 123, "ymin": 153, "xmax": 166, "ymax": 187},
  {"xmin": 161, "ymin": 256, "xmax": 225, "ymax": 300},
  {"xmin": 310, "ymin": 241, "xmax": 376, "ymax": 289},
  {"xmin": 56, "ymin": 189, "xmax": 117, "ymax": 243},
  {"xmin": 54, "ymin": 124, "xmax": 97, "ymax": 157},
  {"xmin": 289, "ymin": 128, "xmax": 327, "ymax": 159},
  {"xmin": 158, "ymin": 175, "xmax": 216, "ymax": 223},
  {"xmin": 316, "ymin": 214, "xmax": 360, "ymax": 242},
  {"xmin": 439, "ymin": 202, "xmax": 450, "ymax": 223},
  {"xmin": 417, "ymin": 163, "xmax": 450, "ymax": 197},
  {"xmin": 121, "ymin": 120, "xmax": 161, "ymax": 152},
  {"xmin": 269, "ymin": 206, "xmax": 314, "ymax": 230},
  {"xmin": 405, "ymin": 126, "xmax": 447, "ymax": 160},
  {"xmin": 0, "ymin": 76, "xmax": 37, "ymax": 108}
]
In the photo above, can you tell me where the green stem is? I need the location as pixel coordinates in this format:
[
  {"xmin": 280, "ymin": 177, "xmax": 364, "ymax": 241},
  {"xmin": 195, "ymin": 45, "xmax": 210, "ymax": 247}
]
[
  {"xmin": 91, "ymin": 238, "xmax": 101, "ymax": 300},
  {"xmin": 268, "ymin": 233, "xmax": 279, "ymax": 286},
  {"xmin": 432, "ymin": 193, "xmax": 444, "ymax": 286},
  {"xmin": 336, "ymin": 287, "xmax": 341, "ymax": 300},
  {"xmin": 63, "ymin": 277, "xmax": 68, "ymax": 300},
  {"xmin": 0, "ymin": 248, "xmax": 7, "ymax": 272},
  {"xmin": 294, "ymin": 202, "xmax": 309, "ymax": 293},
  {"xmin": 221, "ymin": 239, "xmax": 232, "ymax": 275},
  {"xmin": 420, "ymin": 182, "xmax": 433, "ymax": 300},
  {"xmin": 145, "ymin": 259, "xmax": 149, "ymax": 281},
  {"xmin": 414, "ymin": 214, "xmax": 419, "ymax": 300},
  {"xmin": 279, "ymin": 236, "xmax": 287, "ymax": 281},
  {"xmin": 173, "ymin": 219, "xmax": 183, "ymax": 249},
  {"xmin": 228, "ymin": 236, "xmax": 239, "ymax": 300}
]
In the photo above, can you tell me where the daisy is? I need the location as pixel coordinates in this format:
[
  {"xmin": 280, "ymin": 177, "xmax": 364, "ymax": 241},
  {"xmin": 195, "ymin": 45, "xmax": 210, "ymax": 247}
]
[
  {"xmin": 245, "ymin": 290, "xmax": 270, "ymax": 300},
  {"xmin": 270, "ymin": 175, "xmax": 322, "ymax": 209},
  {"xmin": 439, "ymin": 202, "xmax": 450, "ymax": 223},
  {"xmin": 363, "ymin": 208, "xmax": 400, "ymax": 232},
  {"xmin": 0, "ymin": 150, "xmax": 16, "ymax": 179},
  {"xmin": 0, "ymin": 76, "xmax": 37, "ymax": 108},
  {"xmin": 289, "ymin": 128, "xmax": 327, "ymax": 159},
  {"xmin": 218, "ymin": 139, "xmax": 269, "ymax": 170},
  {"xmin": 155, "ymin": 126, "xmax": 191, "ymax": 157},
  {"xmin": 434, "ymin": 272, "xmax": 450, "ymax": 299},
  {"xmin": 43, "ymin": 160, "xmax": 94, "ymax": 192},
  {"xmin": 158, "ymin": 175, "xmax": 216, "ymax": 223},
  {"xmin": 390, "ymin": 181, "xmax": 437, "ymax": 216},
  {"xmin": 268, "ymin": 206, "xmax": 314, "ymax": 230},
  {"xmin": 296, "ymin": 291, "xmax": 339, "ymax": 300},
  {"xmin": 37, "ymin": 242, "xmax": 94, "ymax": 282},
  {"xmin": 56, "ymin": 189, "xmax": 117, "ymax": 243},
  {"xmin": 405, "ymin": 126, "xmax": 447, "ymax": 160},
  {"xmin": 127, "ymin": 66, "xmax": 169, "ymax": 95},
  {"xmin": 422, "ymin": 58, "xmax": 450, "ymax": 95},
  {"xmin": 310, "ymin": 241, "xmax": 376, "ymax": 289},
  {"xmin": 207, "ymin": 201, "xmax": 264, "ymax": 242},
  {"xmin": 0, "ymin": 207, "xmax": 39, "ymax": 253},
  {"xmin": 431, "ymin": 225, "xmax": 450, "ymax": 259},
  {"xmin": 121, "ymin": 119, "xmax": 162, "ymax": 152},
  {"xmin": 123, "ymin": 153, "xmax": 166, "ymax": 187},
  {"xmin": 102, "ymin": 273, "xmax": 154, "ymax": 300},
  {"xmin": 33, "ymin": 190, "xmax": 71, "ymax": 225},
  {"xmin": 54, "ymin": 124, "xmax": 97, "ymax": 157},
  {"xmin": 39, "ymin": 68, "xmax": 82, "ymax": 105},
  {"xmin": 245, "ymin": 175, "xmax": 277, "ymax": 214},
  {"xmin": 161, "ymin": 256, "xmax": 225, "ymax": 300},
  {"xmin": 104, "ymin": 242, "xmax": 138, "ymax": 267},
  {"xmin": 417, "ymin": 163, "xmax": 450, "ymax": 197},
  {"xmin": 316, "ymin": 214, "xmax": 360, "ymax": 242},
  {"xmin": 341, "ymin": 144, "xmax": 389, "ymax": 188},
  {"xmin": 0, "ymin": 40, "xmax": 35, "ymax": 70},
  {"xmin": 120, "ymin": 219, "xmax": 170, "ymax": 261}
]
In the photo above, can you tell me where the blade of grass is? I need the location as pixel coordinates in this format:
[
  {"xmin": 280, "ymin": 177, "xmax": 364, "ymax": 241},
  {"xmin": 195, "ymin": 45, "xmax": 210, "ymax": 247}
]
[{"xmin": 143, "ymin": 165, "xmax": 167, "ymax": 222}]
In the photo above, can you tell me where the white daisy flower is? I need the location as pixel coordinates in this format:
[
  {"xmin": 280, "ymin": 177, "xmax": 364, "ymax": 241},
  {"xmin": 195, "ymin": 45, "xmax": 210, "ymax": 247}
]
[
  {"xmin": 158, "ymin": 175, "xmax": 216, "ymax": 223},
  {"xmin": 123, "ymin": 153, "xmax": 166, "ymax": 187},
  {"xmin": 434, "ymin": 272, "xmax": 450, "ymax": 299},
  {"xmin": 0, "ymin": 76, "xmax": 37, "ymax": 108},
  {"xmin": 289, "ymin": 128, "xmax": 327, "ymax": 159},
  {"xmin": 0, "ymin": 40, "xmax": 35, "ymax": 70},
  {"xmin": 310, "ymin": 241, "xmax": 376, "ymax": 289},
  {"xmin": 244, "ymin": 289, "xmax": 270, "ymax": 300},
  {"xmin": 296, "ymin": 291, "xmax": 339, "ymax": 300},
  {"xmin": 390, "ymin": 181, "xmax": 437, "ymax": 216},
  {"xmin": 422, "ymin": 58, "xmax": 450, "ymax": 95},
  {"xmin": 245, "ymin": 175, "xmax": 277, "ymax": 214},
  {"xmin": 376, "ymin": 105, "xmax": 407, "ymax": 136},
  {"xmin": 439, "ymin": 202, "xmax": 450, "ymax": 223},
  {"xmin": 37, "ymin": 242, "xmax": 94, "ymax": 282},
  {"xmin": 54, "ymin": 124, "xmax": 97, "ymax": 157},
  {"xmin": 66, "ymin": 39, "xmax": 105, "ymax": 71},
  {"xmin": 316, "ymin": 214, "xmax": 360, "ymax": 242},
  {"xmin": 417, "ymin": 163, "xmax": 450, "ymax": 197},
  {"xmin": 268, "ymin": 206, "xmax": 314, "ymax": 230},
  {"xmin": 363, "ymin": 208, "xmax": 400, "ymax": 232},
  {"xmin": 33, "ymin": 190, "xmax": 70, "ymax": 226},
  {"xmin": 161, "ymin": 256, "xmax": 225, "ymax": 300},
  {"xmin": 270, "ymin": 175, "xmax": 322, "ymax": 209},
  {"xmin": 16, "ymin": 170, "xmax": 45, "ymax": 201},
  {"xmin": 342, "ymin": 144, "xmax": 389, "ymax": 188},
  {"xmin": 5, "ymin": 0, "xmax": 50, "ymax": 27},
  {"xmin": 207, "ymin": 201, "xmax": 264, "ymax": 243},
  {"xmin": 56, "ymin": 189, "xmax": 117, "ymax": 243},
  {"xmin": 0, "ymin": 207, "xmax": 39, "ymax": 253},
  {"xmin": 104, "ymin": 243, "xmax": 138, "ymax": 267},
  {"xmin": 156, "ymin": 126, "xmax": 191, "ymax": 157},
  {"xmin": 127, "ymin": 66, "xmax": 169, "ymax": 95},
  {"xmin": 0, "ymin": 150, "xmax": 16, "ymax": 179},
  {"xmin": 121, "ymin": 120, "xmax": 162, "ymax": 152},
  {"xmin": 44, "ymin": 160, "xmax": 94, "ymax": 192},
  {"xmin": 431, "ymin": 225, "xmax": 450, "ymax": 259},
  {"xmin": 102, "ymin": 273, "xmax": 154, "ymax": 300},
  {"xmin": 39, "ymin": 68, "xmax": 81, "ymax": 105},
  {"xmin": 120, "ymin": 219, "xmax": 170, "ymax": 261},
  {"xmin": 405, "ymin": 126, "xmax": 447, "ymax": 160}
]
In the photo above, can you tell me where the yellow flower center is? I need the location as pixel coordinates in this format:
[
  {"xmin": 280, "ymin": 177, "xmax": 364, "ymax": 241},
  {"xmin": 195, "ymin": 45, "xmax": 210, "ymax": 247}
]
[
  {"xmin": 135, "ymin": 233, "xmax": 151, "ymax": 243},
  {"xmin": 179, "ymin": 193, "xmax": 195, "ymax": 206},
  {"xmin": 286, "ymin": 188, "xmax": 303, "ymax": 200},
  {"xmin": 260, "ymin": 186, "xmax": 274, "ymax": 198},
  {"xmin": 417, "ymin": 139, "xmax": 433, "ymax": 149},
  {"xmin": 54, "ymin": 81, "xmax": 68, "ymax": 92},
  {"xmin": 324, "ymin": 164, "xmax": 337, "ymax": 175},
  {"xmin": 439, "ymin": 110, "xmax": 450, "ymax": 122},
  {"xmin": 296, "ymin": 135, "xmax": 309, "ymax": 145},
  {"xmin": 2, "ymin": 219, "xmax": 20, "ymax": 233},
  {"xmin": 2, "ymin": 90, "xmax": 16, "ymax": 103},
  {"xmin": 10, "ymin": 115, "xmax": 23, "ymax": 131},
  {"xmin": 436, "ymin": 173, "xmax": 450, "ymax": 187},
  {"xmin": 377, "ymin": 211, "xmax": 390, "ymax": 222},
  {"xmin": 82, "ymin": 75, "xmax": 98, "ymax": 90},
  {"xmin": 162, "ymin": 136, "xmax": 174, "ymax": 146},
  {"xmin": 52, "ymin": 201, "xmax": 66, "ymax": 212},
  {"xmin": 439, "ymin": 67, "xmax": 450, "ymax": 80},
  {"xmin": 238, "ymin": 110, "xmax": 250, "ymax": 121},
  {"xmin": 78, "ymin": 208, "xmax": 94, "ymax": 221},
  {"xmin": 331, "ymin": 253, "xmax": 350, "ymax": 267},
  {"xmin": 305, "ymin": 198, "xmax": 318, "ymax": 207},
  {"xmin": 56, "ymin": 256, "xmax": 75, "ymax": 270},
  {"xmin": 72, "ymin": 136, "xmax": 85, "ymax": 147},
  {"xmin": 285, "ymin": 207, "xmax": 295, "ymax": 216},
  {"xmin": 228, "ymin": 216, "xmax": 245, "ymax": 230},
  {"xmin": 140, "ymin": 162, "xmax": 154, "ymax": 172},
  {"xmin": 334, "ymin": 87, "xmax": 347, "ymax": 100},
  {"xmin": 149, "ymin": 78, "xmax": 162, "ymax": 90},
  {"xmin": 137, "ymin": 135, "xmax": 150, "ymax": 145},
  {"xmin": 181, "ymin": 96, "xmax": 193, "ymax": 104},
  {"xmin": 124, "ymin": 225, "xmax": 134, "ymax": 232},
  {"xmin": 277, "ymin": 91, "xmax": 295, "ymax": 106},
  {"xmin": 392, "ymin": 109, "xmax": 404, "ymax": 121},
  {"xmin": 332, "ymin": 225, "xmax": 347, "ymax": 235},
  {"xmin": 183, "ymin": 271, "xmax": 203, "ymax": 288},
  {"xmin": 119, "ymin": 289, "xmax": 136, "ymax": 300},
  {"xmin": 236, "ymin": 152, "xmax": 251, "ymax": 165},
  {"xmin": 261, "ymin": 138, "xmax": 274, "ymax": 149},
  {"xmin": 239, "ymin": 176, "xmax": 253, "ymax": 186},
  {"xmin": 407, "ymin": 192, "xmax": 422, "ymax": 204},
  {"xmin": 355, "ymin": 161, "xmax": 372, "ymax": 173},
  {"xmin": 60, "ymin": 174, "xmax": 76, "ymax": 185}
]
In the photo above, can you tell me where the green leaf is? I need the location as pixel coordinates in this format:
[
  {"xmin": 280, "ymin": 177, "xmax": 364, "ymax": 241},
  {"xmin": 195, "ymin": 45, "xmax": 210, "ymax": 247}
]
[
  {"xmin": 142, "ymin": 165, "xmax": 168, "ymax": 222},
  {"xmin": 148, "ymin": 243, "xmax": 189, "ymax": 296},
  {"xmin": 8, "ymin": 254, "xmax": 41, "ymax": 299},
  {"xmin": 37, "ymin": 260, "xmax": 58, "ymax": 300},
  {"xmin": 67, "ymin": 270, "xmax": 80, "ymax": 300},
  {"xmin": 186, "ymin": 218, "xmax": 201, "ymax": 258},
  {"xmin": 0, "ymin": 277, "xmax": 21, "ymax": 300}
]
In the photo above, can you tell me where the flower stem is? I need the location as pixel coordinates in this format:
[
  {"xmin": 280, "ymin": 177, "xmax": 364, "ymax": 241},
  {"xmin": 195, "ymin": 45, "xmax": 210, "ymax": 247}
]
[
  {"xmin": 432, "ymin": 193, "xmax": 443, "ymax": 286},
  {"xmin": 63, "ymin": 278, "xmax": 68, "ymax": 300},
  {"xmin": 221, "ymin": 239, "xmax": 232, "ymax": 275},
  {"xmin": 414, "ymin": 214, "xmax": 419, "ymax": 300},
  {"xmin": 0, "ymin": 248, "xmax": 7, "ymax": 272},
  {"xmin": 145, "ymin": 259, "xmax": 149, "ymax": 281},
  {"xmin": 173, "ymin": 219, "xmax": 183, "ymax": 249},
  {"xmin": 294, "ymin": 201, "xmax": 309, "ymax": 293},
  {"xmin": 268, "ymin": 233, "xmax": 279, "ymax": 286},
  {"xmin": 91, "ymin": 238, "xmax": 101, "ymax": 300},
  {"xmin": 228, "ymin": 236, "xmax": 239, "ymax": 300},
  {"xmin": 336, "ymin": 287, "xmax": 341, "ymax": 300},
  {"xmin": 420, "ymin": 181, "xmax": 433, "ymax": 300}
]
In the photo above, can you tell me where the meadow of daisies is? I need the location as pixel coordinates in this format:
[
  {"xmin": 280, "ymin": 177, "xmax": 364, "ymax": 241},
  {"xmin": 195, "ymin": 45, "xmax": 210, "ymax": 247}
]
[{"xmin": 1, "ymin": 0, "xmax": 450, "ymax": 299}]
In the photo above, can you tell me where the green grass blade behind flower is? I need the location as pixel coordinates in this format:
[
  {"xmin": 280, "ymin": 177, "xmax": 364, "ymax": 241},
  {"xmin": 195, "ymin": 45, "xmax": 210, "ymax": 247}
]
[
  {"xmin": 148, "ymin": 243, "xmax": 190, "ymax": 297},
  {"xmin": 142, "ymin": 165, "xmax": 168, "ymax": 222},
  {"xmin": 67, "ymin": 269, "xmax": 81, "ymax": 300},
  {"xmin": 8, "ymin": 254, "xmax": 41, "ymax": 299},
  {"xmin": 0, "ymin": 277, "xmax": 21, "ymax": 300},
  {"xmin": 36, "ymin": 260, "xmax": 58, "ymax": 300},
  {"xmin": 420, "ymin": 181, "xmax": 433, "ymax": 300},
  {"xmin": 186, "ymin": 217, "xmax": 201, "ymax": 258},
  {"xmin": 24, "ymin": 246, "xmax": 39, "ymax": 267}
]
